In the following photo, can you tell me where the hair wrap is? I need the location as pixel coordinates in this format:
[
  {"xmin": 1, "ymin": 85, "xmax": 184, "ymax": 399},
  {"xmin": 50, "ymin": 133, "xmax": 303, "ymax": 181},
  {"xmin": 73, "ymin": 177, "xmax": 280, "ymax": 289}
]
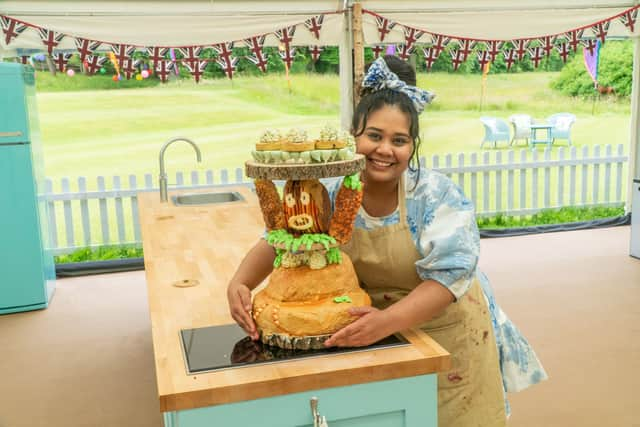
[{"xmin": 362, "ymin": 57, "xmax": 435, "ymax": 114}]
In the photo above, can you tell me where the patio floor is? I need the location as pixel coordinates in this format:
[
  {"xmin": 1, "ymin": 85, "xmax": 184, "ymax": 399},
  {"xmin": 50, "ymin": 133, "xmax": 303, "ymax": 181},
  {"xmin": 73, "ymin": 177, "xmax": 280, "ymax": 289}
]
[{"xmin": 0, "ymin": 226, "xmax": 638, "ymax": 427}]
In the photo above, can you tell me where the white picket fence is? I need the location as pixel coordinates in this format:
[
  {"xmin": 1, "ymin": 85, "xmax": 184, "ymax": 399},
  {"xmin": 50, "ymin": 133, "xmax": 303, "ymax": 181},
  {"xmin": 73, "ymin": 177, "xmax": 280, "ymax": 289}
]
[{"xmin": 43, "ymin": 144, "xmax": 628, "ymax": 255}]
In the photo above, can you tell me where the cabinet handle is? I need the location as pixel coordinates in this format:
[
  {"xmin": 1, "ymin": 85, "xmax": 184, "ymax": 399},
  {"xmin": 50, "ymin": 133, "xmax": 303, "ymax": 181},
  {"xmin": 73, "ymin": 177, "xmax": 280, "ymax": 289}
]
[
  {"xmin": 309, "ymin": 397, "xmax": 329, "ymax": 427},
  {"xmin": 0, "ymin": 131, "xmax": 22, "ymax": 137}
]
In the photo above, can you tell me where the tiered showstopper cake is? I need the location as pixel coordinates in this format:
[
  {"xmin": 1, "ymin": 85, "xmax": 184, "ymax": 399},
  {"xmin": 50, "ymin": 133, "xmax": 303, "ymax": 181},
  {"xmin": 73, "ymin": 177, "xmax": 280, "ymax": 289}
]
[{"xmin": 245, "ymin": 125, "xmax": 370, "ymax": 349}]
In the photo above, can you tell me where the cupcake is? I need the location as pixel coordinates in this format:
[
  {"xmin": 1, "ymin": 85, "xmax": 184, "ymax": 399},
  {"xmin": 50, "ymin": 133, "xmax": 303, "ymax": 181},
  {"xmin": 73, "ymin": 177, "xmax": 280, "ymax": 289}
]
[
  {"xmin": 255, "ymin": 129, "xmax": 282, "ymax": 151},
  {"xmin": 315, "ymin": 124, "xmax": 348, "ymax": 150},
  {"xmin": 282, "ymin": 128, "xmax": 314, "ymax": 152}
]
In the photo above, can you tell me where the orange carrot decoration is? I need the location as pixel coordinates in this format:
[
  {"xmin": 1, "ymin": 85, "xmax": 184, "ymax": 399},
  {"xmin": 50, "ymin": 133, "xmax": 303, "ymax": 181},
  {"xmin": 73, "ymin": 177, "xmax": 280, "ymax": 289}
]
[
  {"xmin": 329, "ymin": 175, "xmax": 363, "ymax": 244},
  {"xmin": 255, "ymin": 179, "xmax": 286, "ymax": 231}
]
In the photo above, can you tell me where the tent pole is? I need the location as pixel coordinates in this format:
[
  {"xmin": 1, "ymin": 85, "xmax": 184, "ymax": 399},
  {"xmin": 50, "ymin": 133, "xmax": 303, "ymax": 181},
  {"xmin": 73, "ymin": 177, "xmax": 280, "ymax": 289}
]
[
  {"xmin": 627, "ymin": 35, "xmax": 640, "ymax": 214},
  {"xmin": 339, "ymin": 0, "xmax": 354, "ymax": 131},
  {"xmin": 352, "ymin": 2, "xmax": 365, "ymax": 108}
]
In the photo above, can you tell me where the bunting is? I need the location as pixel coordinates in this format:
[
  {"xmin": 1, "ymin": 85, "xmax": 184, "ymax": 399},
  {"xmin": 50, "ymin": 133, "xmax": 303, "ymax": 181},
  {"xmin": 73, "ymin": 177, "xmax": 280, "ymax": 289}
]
[
  {"xmin": 397, "ymin": 27, "xmax": 424, "ymax": 60},
  {"xmin": 75, "ymin": 38, "xmax": 101, "ymax": 63},
  {"xmin": 84, "ymin": 55, "xmax": 107, "ymax": 75},
  {"xmin": 591, "ymin": 22, "xmax": 610, "ymax": 44},
  {"xmin": 372, "ymin": 44, "xmax": 385, "ymax": 59},
  {"xmin": 178, "ymin": 46, "xmax": 203, "ymax": 67},
  {"xmin": 1, "ymin": 16, "xmax": 28, "ymax": 46},
  {"xmin": 540, "ymin": 36, "xmax": 556, "ymax": 57},
  {"xmin": 512, "ymin": 40, "xmax": 528, "ymax": 61},
  {"xmin": 477, "ymin": 50, "xmax": 492, "ymax": 70},
  {"xmin": 111, "ymin": 44, "xmax": 136, "ymax": 67},
  {"xmin": 53, "ymin": 52, "xmax": 72, "ymax": 73},
  {"xmin": 304, "ymin": 15, "xmax": 324, "ymax": 40},
  {"xmin": 38, "ymin": 28, "xmax": 64, "ymax": 54},
  {"xmin": 213, "ymin": 42, "xmax": 238, "ymax": 79},
  {"xmin": 528, "ymin": 46, "xmax": 544, "ymax": 68},
  {"xmin": 556, "ymin": 42, "xmax": 571, "ymax": 63},
  {"xmin": 121, "ymin": 58, "xmax": 140, "ymax": 79},
  {"xmin": 183, "ymin": 59, "xmax": 208, "ymax": 83},
  {"xmin": 565, "ymin": 30, "xmax": 583, "ymax": 52},
  {"xmin": 275, "ymin": 27, "xmax": 296, "ymax": 69},
  {"xmin": 146, "ymin": 47, "xmax": 168, "ymax": 70},
  {"xmin": 620, "ymin": 8, "xmax": 638, "ymax": 32},
  {"xmin": 582, "ymin": 39, "xmax": 599, "ymax": 56},
  {"xmin": 309, "ymin": 45, "xmax": 323, "ymax": 62},
  {"xmin": 155, "ymin": 60, "xmax": 174, "ymax": 83},
  {"xmin": 244, "ymin": 35, "xmax": 268, "ymax": 72},
  {"xmin": 375, "ymin": 16, "xmax": 396, "ymax": 42},
  {"xmin": 502, "ymin": 49, "xmax": 517, "ymax": 71}
]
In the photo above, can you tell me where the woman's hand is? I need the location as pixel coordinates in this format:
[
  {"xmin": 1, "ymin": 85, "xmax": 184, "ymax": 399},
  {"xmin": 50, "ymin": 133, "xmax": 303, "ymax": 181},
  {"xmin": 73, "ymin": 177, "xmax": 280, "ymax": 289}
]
[
  {"xmin": 324, "ymin": 306, "xmax": 394, "ymax": 347},
  {"xmin": 227, "ymin": 282, "xmax": 259, "ymax": 340}
]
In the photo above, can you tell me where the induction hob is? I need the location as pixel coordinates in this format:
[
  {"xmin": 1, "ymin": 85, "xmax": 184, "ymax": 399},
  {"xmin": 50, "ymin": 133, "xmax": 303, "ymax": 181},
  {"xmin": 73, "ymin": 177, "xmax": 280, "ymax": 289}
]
[{"xmin": 180, "ymin": 324, "xmax": 410, "ymax": 374}]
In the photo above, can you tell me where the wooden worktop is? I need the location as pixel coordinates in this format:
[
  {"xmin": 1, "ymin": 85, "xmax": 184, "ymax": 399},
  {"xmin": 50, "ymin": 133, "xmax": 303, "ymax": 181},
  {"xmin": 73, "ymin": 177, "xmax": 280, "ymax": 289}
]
[{"xmin": 138, "ymin": 186, "xmax": 450, "ymax": 413}]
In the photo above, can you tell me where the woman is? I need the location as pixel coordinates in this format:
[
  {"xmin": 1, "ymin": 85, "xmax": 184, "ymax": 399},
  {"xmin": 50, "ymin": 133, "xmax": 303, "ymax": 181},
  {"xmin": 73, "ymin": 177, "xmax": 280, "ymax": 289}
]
[{"xmin": 228, "ymin": 56, "xmax": 547, "ymax": 426}]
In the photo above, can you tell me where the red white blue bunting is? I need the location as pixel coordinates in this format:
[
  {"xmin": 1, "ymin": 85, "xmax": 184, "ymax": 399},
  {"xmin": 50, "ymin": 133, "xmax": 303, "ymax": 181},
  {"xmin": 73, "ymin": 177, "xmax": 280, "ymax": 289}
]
[{"xmin": 245, "ymin": 35, "xmax": 268, "ymax": 72}]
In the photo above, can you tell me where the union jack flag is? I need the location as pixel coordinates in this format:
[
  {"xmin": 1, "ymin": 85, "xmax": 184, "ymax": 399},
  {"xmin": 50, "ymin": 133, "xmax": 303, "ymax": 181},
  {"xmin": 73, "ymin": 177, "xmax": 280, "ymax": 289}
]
[
  {"xmin": 397, "ymin": 27, "xmax": 424, "ymax": 60},
  {"xmin": 485, "ymin": 41, "xmax": 503, "ymax": 62},
  {"xmin": 304, "ymin": 15, "xmax": 324, "ymax": 40},
  {"xmin": 528, "ymin": 46, "xmax": 544, "ymax": 68},
  {"xmin": 309, "ymin": 45, "xmax": 323, "ymax": 62},
  {"xmin": 178, "ymin": 46, "xmax": 203, "ymax": 67},
  {"xmin": 84, "ymin": 55, "xmax": 107, "ymax": 75},
  {"xmin": 20, "ymin": 55, "xmax": 29, "ymax": 65},
  {"xmin": 449, "ymin": 41, "xmax": 472, "ymax": 72},
  {"xmin": 582, "ymin": 39, "xmax": 598, "ymax": 56},
  {"xmin": 591, "ymin": 21, "xmax": 610, "ymax": 44},
  {"xmin": 1, "ymin": 16, "xmax": 28, "ymax": 46},
  {"xmin": 512, "ymin": 40, "xmax": 529, "ymax": 60},
  {"xmin": 121, "ymin": 58, "xmax": 141, "ymax": 80},
  {"xmin": 372, "ymin": 45, "xmax": 385, "ymax": 59},
  {"xmin": 539, "ymin": 36, "xmax": 556, "ymax": 57},
  {"xmin": 422, "ymin": 47, "xmax": 441, "ymax": 70},
  {"xmin": 620, "ymin": 8, "xmax": 639, "ymax": 33},
  {"xmin": 75, "ymin": 38, "xmax": 101, "ymax": 63},
  {"xmin": 183, "ymin": 59, "xmax": 208, "ymax": 83},
  {"xmin": 502, "ymin": 49, "xmax": 518, "ymax": 71},
  {"xmin": 146, "ymin": 47, "xmax": 168, "ymax": 69},
  {"xmin": 244, "ymin": 36, "xmax": 268, "ymax": 72},
  {"xmin": 477, "ymin": 50, "xmax": 492, "ymax": 70},
  {"xmin": 53, "ymin": 52, "xmax": 72, "ymax": 72},
  {"xmin": 155, "ymin": 60, "xmax": 174, "ymax": 83},
  {"xmin": 430, "ymin": 35, "xmax": 450, "ymax": 57},
  {"xmin": 556, "ymin": 42, "xmax": 571, "ymax": 63},
  {"xmin": 213, "ymin": 42, "xmax": 237, "ymax": 79},
  {"xmin": 375, "ymin": 16, "xmax": 396, "ymax": 42},
  {"xmin": 275, "ymin": 27, "xmax": 296, "ymax": 70},
  {"xmin": 38, "ymin": 28, "xmax": 64, "ymax": 54},
  {"xmin": 111, "ymin": 44, "xmax": 136, "ymax": 67},
  {"xmin": 565, "ymin": 29, "xmax": 583, "ymax": 52}
]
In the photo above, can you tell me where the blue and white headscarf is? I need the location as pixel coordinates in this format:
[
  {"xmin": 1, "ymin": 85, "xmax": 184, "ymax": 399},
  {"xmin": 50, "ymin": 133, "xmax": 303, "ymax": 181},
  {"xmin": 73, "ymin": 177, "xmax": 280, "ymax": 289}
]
[{"xmin": 362, "ymin": 57, "xmax": 435, "ymax": 114}]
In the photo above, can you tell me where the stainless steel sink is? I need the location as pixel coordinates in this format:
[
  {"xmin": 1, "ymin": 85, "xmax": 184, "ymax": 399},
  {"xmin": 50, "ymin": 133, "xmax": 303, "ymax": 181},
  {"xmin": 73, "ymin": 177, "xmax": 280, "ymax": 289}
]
[{"xmin": 171, "ymin": 191, "xmax": 244, "ymax": 206}]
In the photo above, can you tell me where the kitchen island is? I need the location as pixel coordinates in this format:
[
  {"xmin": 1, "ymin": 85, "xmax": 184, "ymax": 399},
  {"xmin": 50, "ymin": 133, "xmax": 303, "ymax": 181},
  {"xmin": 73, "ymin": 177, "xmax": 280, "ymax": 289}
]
[{"xmin": 138, "ymin": 186, "xmax": 451, "ymax": 427}]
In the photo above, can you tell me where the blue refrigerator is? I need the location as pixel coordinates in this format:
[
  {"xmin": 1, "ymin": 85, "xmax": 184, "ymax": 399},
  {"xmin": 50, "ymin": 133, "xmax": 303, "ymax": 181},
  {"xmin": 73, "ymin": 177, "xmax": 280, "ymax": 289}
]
[{"xmin": 0, "ymin": 62, "xmax": 55, "ymax": 314}]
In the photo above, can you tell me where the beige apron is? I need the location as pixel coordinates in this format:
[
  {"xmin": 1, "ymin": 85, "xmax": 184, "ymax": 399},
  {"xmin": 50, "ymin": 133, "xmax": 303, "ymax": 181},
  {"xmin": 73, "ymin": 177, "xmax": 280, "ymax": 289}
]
[{"xmin": 342, "ymin": 177, "xmax": 506, "ymax": 426}]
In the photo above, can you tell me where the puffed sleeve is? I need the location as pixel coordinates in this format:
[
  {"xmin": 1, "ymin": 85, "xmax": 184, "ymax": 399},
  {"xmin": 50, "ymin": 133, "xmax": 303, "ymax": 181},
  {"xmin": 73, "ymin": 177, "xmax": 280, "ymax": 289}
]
[{"xmin": 411, "ymin": 173, "xmax": 480, "ymax": 300}]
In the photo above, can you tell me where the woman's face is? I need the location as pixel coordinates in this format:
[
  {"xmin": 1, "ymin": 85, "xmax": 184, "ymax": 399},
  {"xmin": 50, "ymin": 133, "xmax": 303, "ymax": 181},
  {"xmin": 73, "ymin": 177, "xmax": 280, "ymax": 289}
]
[{"xmin": 356, "ymin": 105, "xmax": 414, "ymax": 186}]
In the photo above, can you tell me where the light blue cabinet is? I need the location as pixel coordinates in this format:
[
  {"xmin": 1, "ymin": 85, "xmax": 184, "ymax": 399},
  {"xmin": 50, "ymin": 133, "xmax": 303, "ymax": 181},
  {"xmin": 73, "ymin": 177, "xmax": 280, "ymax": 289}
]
[{"xmin": 163, "ymin": 374, "xmax": 437, "ymax": 427}]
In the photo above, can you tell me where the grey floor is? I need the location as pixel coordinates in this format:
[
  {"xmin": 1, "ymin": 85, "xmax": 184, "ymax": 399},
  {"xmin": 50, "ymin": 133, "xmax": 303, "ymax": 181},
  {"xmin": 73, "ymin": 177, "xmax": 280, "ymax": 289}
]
[{"xmin": 0, "ymin": 226, "xmax": 638, "ymax": 427}]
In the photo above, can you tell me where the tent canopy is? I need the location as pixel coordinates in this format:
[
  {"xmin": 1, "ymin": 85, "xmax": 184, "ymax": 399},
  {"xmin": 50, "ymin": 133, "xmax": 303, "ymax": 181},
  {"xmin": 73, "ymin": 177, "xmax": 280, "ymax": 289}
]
[{"xmin": 1, "ymin": 0, "xmax": 637, "ymax": 52}]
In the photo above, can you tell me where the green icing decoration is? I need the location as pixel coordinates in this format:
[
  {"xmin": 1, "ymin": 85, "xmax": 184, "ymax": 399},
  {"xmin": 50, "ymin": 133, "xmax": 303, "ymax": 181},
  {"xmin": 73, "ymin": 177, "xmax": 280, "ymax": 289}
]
[
  {"xmin": 267, "ymin": 230, "xmax": 337, "ymax": 254},
  {"xmin": 333, "ymin": 295, "xmax": 352, "ymax": 303},
  {"xmin": 326, "ymin": 247, "xmax": 342, "ymax": 264},
  {"xmin": 343, "ymin": 173, "xmax": 362, "ymax": 191}
]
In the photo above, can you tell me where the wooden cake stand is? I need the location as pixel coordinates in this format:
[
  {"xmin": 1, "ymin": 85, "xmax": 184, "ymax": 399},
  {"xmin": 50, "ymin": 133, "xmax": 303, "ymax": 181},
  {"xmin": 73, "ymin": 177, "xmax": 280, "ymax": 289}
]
[{"xmin": 245, "ymin": 153, "xmax": 366, "ymax": 180}]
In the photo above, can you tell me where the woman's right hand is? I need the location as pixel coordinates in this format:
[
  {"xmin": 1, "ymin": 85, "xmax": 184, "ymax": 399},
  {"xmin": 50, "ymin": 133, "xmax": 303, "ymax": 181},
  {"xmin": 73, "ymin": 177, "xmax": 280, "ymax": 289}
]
[{"xmin": 227, "ymin": 282, "xmax": 259, "ymax": 340}]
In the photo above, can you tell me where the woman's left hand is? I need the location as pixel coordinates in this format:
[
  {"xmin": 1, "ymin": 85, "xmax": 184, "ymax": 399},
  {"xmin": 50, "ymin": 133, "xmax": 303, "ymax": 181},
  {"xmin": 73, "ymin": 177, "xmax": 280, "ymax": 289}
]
[{"xmin": 324, "ymin": 306, "xmax": 394, "ymax": 347}]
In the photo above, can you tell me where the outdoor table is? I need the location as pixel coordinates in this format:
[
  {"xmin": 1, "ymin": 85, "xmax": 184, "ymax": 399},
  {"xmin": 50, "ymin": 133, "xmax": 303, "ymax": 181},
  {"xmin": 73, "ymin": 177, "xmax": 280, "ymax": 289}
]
[{"xmin": 529, "ymin": 123, "xmax": 553, "ymax": 148}]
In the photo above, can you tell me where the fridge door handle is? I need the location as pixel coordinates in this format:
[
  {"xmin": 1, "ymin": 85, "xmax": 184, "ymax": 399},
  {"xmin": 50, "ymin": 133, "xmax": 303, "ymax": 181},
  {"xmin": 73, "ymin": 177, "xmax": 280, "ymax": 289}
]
[{"xmin": 0, "ymin": 131, "xmax": 23, "ymax": 137}]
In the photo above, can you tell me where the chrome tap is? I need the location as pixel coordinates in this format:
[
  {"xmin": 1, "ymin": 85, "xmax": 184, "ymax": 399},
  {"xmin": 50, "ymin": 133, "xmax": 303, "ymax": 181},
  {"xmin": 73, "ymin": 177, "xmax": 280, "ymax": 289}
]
[{"xmin": 158, "ymin": 137, "xmax": 202, "ymax": 203}]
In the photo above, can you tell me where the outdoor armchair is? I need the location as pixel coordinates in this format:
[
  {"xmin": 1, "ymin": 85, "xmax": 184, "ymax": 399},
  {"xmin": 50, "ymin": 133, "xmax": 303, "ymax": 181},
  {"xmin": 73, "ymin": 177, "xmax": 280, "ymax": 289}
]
[
  {"xmin": 508, "ymin": 114, "xmax": 533, "ymax": 146},
  {"xmin": 480, "ymin": 116, "xmax": 511, "ymax": 148},
  {"xmin": 546, "ymin": 113, "xmax": 576, "ymax": 145}
]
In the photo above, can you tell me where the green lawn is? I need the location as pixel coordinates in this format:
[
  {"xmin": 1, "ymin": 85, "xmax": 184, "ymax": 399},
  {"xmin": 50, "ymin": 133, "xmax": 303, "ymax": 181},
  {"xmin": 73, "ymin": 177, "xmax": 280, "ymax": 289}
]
[{"xmin": 36, "ymin": 71, "xmax": 631, "ymax": 192}]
